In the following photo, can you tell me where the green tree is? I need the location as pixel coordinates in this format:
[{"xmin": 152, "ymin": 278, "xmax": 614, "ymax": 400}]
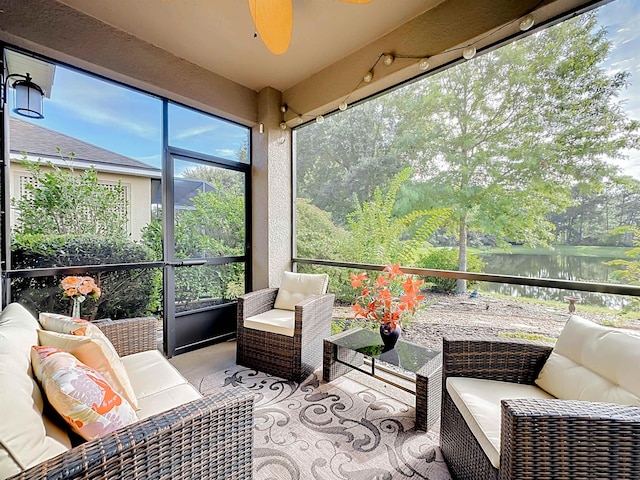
[
  {"xmin": 296, "ymin": 170, "xmax": 452, "ymax": 302},
  {"xmin": 295, "ymin": 99, "xmax": 407, "ymax": 225},
  {"xmin": 11, "ymin": 152, "xmax": 156, "ymax": 319},
  {"xmin": 342, "ymin": 169, "xmax": 453, "ymax": 265},
  {"xmin": 13, "ymin": 151, "xmax": 129, "ymax": 238},
  {"xmin": 607, "ymin": 226, "xmax": 640, "ymax": 286},
  {"xmin": 393, "ymin": 13, "xmax": 639, "ymax": 293},
  {"xmin": 551, "ymin": 176, "xmax": 640, "ymax": 246},
  {"xmin": 296, "ymin": 198, "xmax": 348, "ymax": 260},
  {"xmin": 142, "ymin": 165, "xmax": 247, "ymax": 308}
]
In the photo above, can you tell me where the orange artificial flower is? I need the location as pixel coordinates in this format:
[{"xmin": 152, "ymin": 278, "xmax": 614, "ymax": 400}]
[
  {"xmin": 383, "ymin": 263, "xmax": 404, "ymax": 279},
  {"xmin": 351, "ymin": 263, "xmax": 425, "ymax": 329},
  {"xmin": 60, "ymin": 276, "xmax": 101, "ymax": 301},
  {"xmin": 350, "ymin": 272, "xmax": 369, "ymax": 288},
  {"xmin": 375, "ymin": 275, "xmax": 388, "ymax": 287}
]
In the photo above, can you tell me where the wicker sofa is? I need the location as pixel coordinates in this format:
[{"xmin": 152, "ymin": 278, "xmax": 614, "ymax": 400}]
[
  {"xmin": 440, "ymin": 315, "xmax": 640, "ymax": 480},
  {"xmin": 0, "ymin": 303, "xmax": 254, "ymax": 480}
]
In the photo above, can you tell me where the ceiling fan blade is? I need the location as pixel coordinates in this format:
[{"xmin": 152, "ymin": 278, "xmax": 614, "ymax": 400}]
[{"xmin": 248, "ymin": 0, "xmax": 293, "ymax": 55}]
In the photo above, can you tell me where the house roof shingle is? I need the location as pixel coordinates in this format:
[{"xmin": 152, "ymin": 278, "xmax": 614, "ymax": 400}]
[{"xmin": 9, "ymin": 118, "xmax": 158, "ymax": 172}]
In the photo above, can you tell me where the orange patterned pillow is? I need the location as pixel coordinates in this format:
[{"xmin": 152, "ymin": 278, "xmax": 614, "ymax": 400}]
[
  {"xmin": 38, "ymin": 313, "xmax": 139, "ymax": 409},
  {"xmin": 31, "ymin": 346, "xmax": 138, "ymax": 441},
  {"xmin": 39, "ymin": 312, "xmax": 106, "ymax": 337}
]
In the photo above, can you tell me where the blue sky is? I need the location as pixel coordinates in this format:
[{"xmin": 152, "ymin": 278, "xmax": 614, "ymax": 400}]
[
  {"xmin": 9, "ymin": 0, "xmax": 640, "ymax": 176},
  {"xmin": 10, "ymin": 65, "xmax": 249, "ymax": 169},
  {"xmin": 597, "ymin": 0, "xmax": 640, "ymax": 177}
]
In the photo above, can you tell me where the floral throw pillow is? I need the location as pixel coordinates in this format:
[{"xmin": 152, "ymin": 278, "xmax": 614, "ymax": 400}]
[
  {"xmin": 37, "ymin": 329, "xmax": 140, "ymax": 410},
  {"xmin": 31, "ymin": 346, "xmax": 138, "ymax": 441},
  {"xmin": 38, "ymin": 313, "xmax": 139, "ymax": 409}
]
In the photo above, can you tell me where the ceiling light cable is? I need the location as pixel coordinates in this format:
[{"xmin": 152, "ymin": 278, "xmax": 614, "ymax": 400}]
[{"xmin": 285, "ymin": 0, "xmax": 544, "ymax": 126}]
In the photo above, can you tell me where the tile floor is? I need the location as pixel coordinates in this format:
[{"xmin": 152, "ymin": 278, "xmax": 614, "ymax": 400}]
[{"xmin": 168, "ymin": 339, "xmax": 237, "ymax": 386}]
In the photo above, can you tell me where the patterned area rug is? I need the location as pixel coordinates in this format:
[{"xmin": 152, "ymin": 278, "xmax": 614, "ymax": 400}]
[{"xmin": 199, "ymin": 367, "xmax": 452, "ymax": 480}]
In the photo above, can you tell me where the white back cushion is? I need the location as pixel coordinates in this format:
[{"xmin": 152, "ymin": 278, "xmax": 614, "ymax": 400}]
[
  {"xmin": 535, "ymin": 315, "xmax": 640, "ymax": 406},
  {"xmin": 0, "ymin": 303, "xmax": 71, "ymax": 478},
  {"xmin": 273, "ymin": 272, "xmax": 329, "ymax": 311}
]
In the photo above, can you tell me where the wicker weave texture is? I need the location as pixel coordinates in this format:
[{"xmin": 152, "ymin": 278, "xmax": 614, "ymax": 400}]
[
  {"xmin": 9, "ymin": 388, "xmax": 254, "ymax": 480},
  {"xmin": 415, "ymin": 352, "xmax": 442, "ymax": 432},
  {"xmin": 322, "ymin": 329, "xmax": 366, "ymax": 382},
  {"xmin": 237, "ymin": 288, "xmax": 335, "ymax": 382},
  {"xmin": 500, "ymin": 398, "xmax": 640, "ymax": 480},
  {"xmin": 442, "ymin": 336, "xmax": 552, "ymax": 385},
  {"xmin": 95, "ymin": 316, "xmax": 157, "ymax": 357},
  {"xmin": 440, "ymin": 336, "xmax": 640, "ymax": 480}
]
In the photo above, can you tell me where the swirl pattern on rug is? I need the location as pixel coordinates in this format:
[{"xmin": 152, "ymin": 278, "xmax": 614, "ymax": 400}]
[{"xmin": 200, "ymin": 367, "xmax": 451, "ymax": 480}]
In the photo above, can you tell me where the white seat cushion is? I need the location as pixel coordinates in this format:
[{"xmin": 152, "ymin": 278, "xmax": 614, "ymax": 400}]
[
  {"xmin": 535, "ymin": 315, "xmax": 640, "ymax": 406},
  {"xmin": 273, "ymin": 272, "xmax": 329, "ymax": 311},
  {"xmin": 121, "ymin": 349, "xmax": 203, "ymax": 419},
  {"xmin": 244, "ymin": 309, "xmax": 296, "ymax": 336},
  {"xmin": 135, "ymin": 384, "xmax": 202, "ymax": 420},
  {"xmin": 447, "ymin": 377, "xmax": 554, "ymax": 469},
  {"xmin": 121, "ymin": 349, "xmax": 192, "ymax": 399}
]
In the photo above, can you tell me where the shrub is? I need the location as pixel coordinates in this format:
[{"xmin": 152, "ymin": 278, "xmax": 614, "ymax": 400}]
[
  {"xmin": 11, "ymin": 235, "xmax": 158, "ymax": 320},
  {"xmin": 296, "ymin": 170, "xmax": 452, "ymax": 303},
  {"xmin": 417, "ymin": 248, "xmax": 485, "ymax": 294},
  {"xmin": 296, "ymin": 198, "xmax": 348, "ymax": 260},
  {"xmin": 13, "ymin": 153, "xmax": 128, "ymax": 238}
]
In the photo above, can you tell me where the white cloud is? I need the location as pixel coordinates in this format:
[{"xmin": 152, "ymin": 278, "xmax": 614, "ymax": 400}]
[
  {"xmin": 171, "ymin": 124, "xmax": 219, "ymax": 140},
  {"xmin": 47, "ymin": 67, "xmax": 161, "ymax": 140},
  {"xmin": 216, "ymin": 148, "xmax": 236, "ymax": 157}
]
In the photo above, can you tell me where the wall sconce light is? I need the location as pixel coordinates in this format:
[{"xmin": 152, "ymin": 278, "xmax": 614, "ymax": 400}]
[
  {"xmin": 2, "ymin": 73, "xmax": 45, "ymax": 119},
  {"xmin": 418, "ymin": 58, "xmax": 430, "ymax": 71},
  {"xmin": 363, "ymin": 71, "xmax": 373, "ymax": 83},
  {"xmin": 383, "ymin": 54, "xmax": 395, "ymax": 66}
]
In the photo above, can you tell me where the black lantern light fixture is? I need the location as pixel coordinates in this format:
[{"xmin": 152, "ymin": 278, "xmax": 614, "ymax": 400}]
[{"xmin": 2, "ymin": 73, "xmax": 45, "ymax": 119}]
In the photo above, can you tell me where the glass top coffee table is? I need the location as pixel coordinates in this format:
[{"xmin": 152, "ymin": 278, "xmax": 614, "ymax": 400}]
[{"xmin": 322, "ymin": 327, "xmax": 442, "ymax": 431}]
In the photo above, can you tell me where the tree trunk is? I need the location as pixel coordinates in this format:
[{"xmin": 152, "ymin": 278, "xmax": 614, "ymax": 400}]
[{"xmin": 456, "ymin": 214, "xmax": 468, "ymax": 295}]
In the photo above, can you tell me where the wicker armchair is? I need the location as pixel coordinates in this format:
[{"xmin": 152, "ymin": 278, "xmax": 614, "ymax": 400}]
[
  {"xmin": 8, "ymin": 316, "xmax": 254, "ymax": 480},
  {"xmin": 236, "ymin": 285, "xmax": 335, "ymax": 382},
  {"xmin": 440, "ymin": 336, "xmax": 640, "ymax": 480}
]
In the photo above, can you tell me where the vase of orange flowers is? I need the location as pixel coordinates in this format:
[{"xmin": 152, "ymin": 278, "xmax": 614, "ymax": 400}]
[
  {"xmin": 60, "ymin": 276, "xmax": 101, "ymax": 319},
  {"xmin": 350, "ymin": 263, "xmax": 425, "ymax": 351}
]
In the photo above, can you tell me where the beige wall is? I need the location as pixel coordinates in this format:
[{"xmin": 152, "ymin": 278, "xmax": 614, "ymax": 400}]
[
  {"xmin": 252, "ymin": 88, "xmax": 292, "ymax": 290},
  {"xmin": 10, "ymin": 161, "xmax": 152, "ymax": 241},
  {"xmin": 0, "ymin": 0, "xmax": 258, "ymax": 127}
]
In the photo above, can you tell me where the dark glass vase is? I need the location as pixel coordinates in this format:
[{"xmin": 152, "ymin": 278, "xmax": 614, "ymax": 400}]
[{"xmin": 379, "ymin": 321, "xmax": 401, "ymax": 351}]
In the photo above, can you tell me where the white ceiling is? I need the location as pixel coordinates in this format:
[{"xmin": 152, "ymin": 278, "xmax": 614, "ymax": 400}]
[{"xmin": 56, "ymin": 0, "xmax": 440, "ymax": 92}]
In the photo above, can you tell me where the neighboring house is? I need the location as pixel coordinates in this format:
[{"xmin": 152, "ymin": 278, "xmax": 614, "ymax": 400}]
[{"xmin": 9, "ymin": 118, "xmax": 161, "ymax": 241}]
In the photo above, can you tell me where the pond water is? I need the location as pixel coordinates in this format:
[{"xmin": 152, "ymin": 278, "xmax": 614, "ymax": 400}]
[{"xmin": 477, "ymin": 252, "xmax": 630, "ymax": 309}]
